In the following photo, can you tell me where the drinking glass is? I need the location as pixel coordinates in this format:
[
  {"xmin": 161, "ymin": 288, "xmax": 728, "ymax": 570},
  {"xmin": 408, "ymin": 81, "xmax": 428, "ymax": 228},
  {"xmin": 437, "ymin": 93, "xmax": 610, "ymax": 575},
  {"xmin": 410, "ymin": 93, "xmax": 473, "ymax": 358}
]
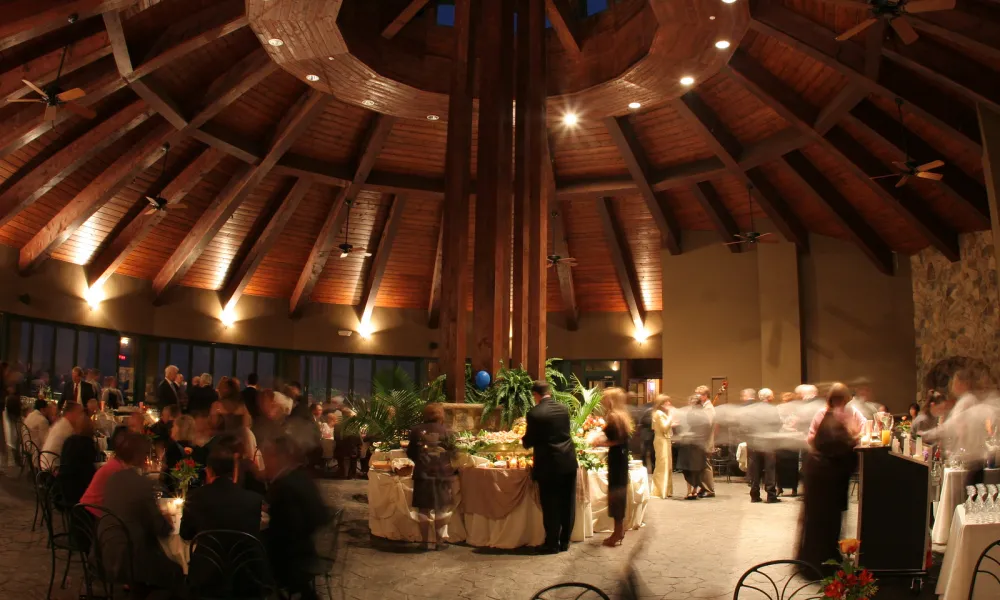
[
  {"xmin": 987, "ymin": 484, "xmax": 999, "ymax": 523},
  {"xmin": 966, "ymin": 485, "xmax": 978, "ymax": 522},
  {"xmin": 976, "ymin": 484, "xmax": 989, "ymax": 523}
]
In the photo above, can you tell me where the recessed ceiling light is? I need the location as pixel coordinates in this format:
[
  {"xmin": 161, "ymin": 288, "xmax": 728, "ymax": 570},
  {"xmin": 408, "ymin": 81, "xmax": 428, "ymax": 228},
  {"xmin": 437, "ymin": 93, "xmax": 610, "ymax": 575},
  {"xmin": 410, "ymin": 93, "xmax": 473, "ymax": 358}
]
[
  {"xmin": 680, "ymin": 76, "xmax": 695, "ymax": 86},
  {"xmin": 426, "ymin": 114, "xmax": 440, "ymax": 121},
  {"xmin": 709, "ymin": 15, "xmax": 716, "ymax": 20},
  {"xmin": 267, "ymin": 38, "xmax": 283, "ymax": 47},
  {"xmin": 328, "ymin": 56, "xmax": 335, "ymax": 60},
  {"xmin": 306, "ymin": 74, "xmax": 319, "ymax": 82},
  {"xmin": 562, "ymin": 112, "xmax": 579, "ymax": 126},
  {"xmin": 715, "ymin": 40, "xmax": 731, "ymax": 49},
  {"xmin": 362, "ymin": 99, "xmax": 375, "ymax": 107},
  {"xmin": 628, "ymin": 102, "xmax": 641, "ymax": 109},
  {"xmin": 722, "ymin": 0, "xmax": 737, "ymax": 4}
]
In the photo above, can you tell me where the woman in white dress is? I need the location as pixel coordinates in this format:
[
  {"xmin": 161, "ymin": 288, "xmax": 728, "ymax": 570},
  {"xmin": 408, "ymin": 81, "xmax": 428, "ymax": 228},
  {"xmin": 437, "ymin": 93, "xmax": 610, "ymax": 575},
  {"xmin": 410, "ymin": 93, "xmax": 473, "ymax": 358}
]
[{"xmin": 651, "ymin": 395, "xmax": 675, "ymax": 498}]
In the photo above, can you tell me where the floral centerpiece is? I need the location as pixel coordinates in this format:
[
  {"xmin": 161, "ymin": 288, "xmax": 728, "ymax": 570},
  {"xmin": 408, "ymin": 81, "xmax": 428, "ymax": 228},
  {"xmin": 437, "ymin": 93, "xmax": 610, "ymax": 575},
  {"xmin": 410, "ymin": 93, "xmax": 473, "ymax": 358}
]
[
  {"xmin": 820, "ymin": 539, "xmax": 878, "ymax": 599},
  {"xmin": 170, "ymin": 447, "xmax": 200, "ymax": 499},
  {"xmin": 895, "ymin": 416, "xmax": 912, "ymax": 436}
]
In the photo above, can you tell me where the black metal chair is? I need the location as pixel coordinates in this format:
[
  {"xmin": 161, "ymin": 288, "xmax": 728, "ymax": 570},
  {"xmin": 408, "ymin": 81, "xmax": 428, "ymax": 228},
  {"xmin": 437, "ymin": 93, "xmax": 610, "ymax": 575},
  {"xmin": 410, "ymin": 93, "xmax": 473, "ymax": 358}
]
[
  {"xmin": 38, "ymin": 472, "xmax": 87, "ymax": 599},
  {"xmin": 733, "ymin": 560, "xmax": 824, "ymax": 600},
  {"xmin": 188, "ymin": 529, "xmax": 277, "ymax": 599},
  {"xmin": 969, "ymin": 539, "xmax": 1000, "ymax": 600},
  {"xmin": 711, "ymin": 446, "xmax": 733, "ymax": 484},
  {"xmin": 304, "ymin": 507, "xmax": 346, "ymax": 600},
  {"xmin": 71, "ymin": 503, "xmax": 135, "ymax": 600},
  {"xmin": 530, "ymin": 583, "xmax": 611, "ymax": 600},
  {"xmin": 39, "ymin": 449, "xmax": 61, "ymax": 473}
]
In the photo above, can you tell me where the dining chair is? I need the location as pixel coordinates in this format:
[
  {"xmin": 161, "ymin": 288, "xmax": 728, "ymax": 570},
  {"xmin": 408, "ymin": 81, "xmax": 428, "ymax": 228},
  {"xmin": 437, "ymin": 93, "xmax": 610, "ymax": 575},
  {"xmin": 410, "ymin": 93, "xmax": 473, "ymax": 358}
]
[
  {"xmin": 530, "ymin": 582, "xmax": 611, "ymax": 600},
  {"xmin": 969, "ymin": 539, "xmax": 1000, "ymax": 600},
  {"xmin": 305, "ymin": 507, "xmax": 346, "ymax": 600},
  {"xmin": 188, "ymin": 529, "xmax": 276, "ymax": 599},
  {"xmin": 733, "ymin": 559, "xmax": 824, "ymax": 600},
  {"xmin": 71, "ymin": 503, "xmax": 135, "ymax": 600},
  {"xmin": 38, "ymin": 474, "xmax": 86, "ymax": 599}
]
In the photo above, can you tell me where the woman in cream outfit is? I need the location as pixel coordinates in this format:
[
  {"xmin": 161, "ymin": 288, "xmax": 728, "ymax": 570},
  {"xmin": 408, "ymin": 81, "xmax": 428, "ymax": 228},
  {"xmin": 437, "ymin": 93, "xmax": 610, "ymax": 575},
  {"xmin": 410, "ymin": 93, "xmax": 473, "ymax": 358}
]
[{"xmin": 651, "ymin": 395, "xmax": 675, "ymax": 498}]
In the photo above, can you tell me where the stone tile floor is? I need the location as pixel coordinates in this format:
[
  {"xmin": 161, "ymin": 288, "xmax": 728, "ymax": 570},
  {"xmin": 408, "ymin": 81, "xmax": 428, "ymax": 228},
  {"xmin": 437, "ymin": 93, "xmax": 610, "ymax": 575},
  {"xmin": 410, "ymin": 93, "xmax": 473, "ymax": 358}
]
[{"xmin": 0, "ymin": 464, "xmax": 939, "ymax": 600}]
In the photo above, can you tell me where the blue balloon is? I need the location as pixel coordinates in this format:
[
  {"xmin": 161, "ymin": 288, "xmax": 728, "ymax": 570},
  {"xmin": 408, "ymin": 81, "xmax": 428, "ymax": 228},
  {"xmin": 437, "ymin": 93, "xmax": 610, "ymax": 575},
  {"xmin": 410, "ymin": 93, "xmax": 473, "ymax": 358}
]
[{"xmin": 475, "ymin": 370, "xmax": 491, "ymax": 390}]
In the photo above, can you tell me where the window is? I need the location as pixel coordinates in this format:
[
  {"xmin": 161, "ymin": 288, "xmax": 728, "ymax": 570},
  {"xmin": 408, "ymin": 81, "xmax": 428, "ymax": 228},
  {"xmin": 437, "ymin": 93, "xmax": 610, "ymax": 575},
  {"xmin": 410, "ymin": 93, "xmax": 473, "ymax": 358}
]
[
  {"xmin": 191, "ymin": 346, "xmax": 211, "ymax": 380},
  {"xmin": 307, "ymin": 355, "xmax": 328, "ymax": 403},
  {"xmin": 236, "ymin": 350, "xmax": 254, "ymax": 384},
  {"xmin": 257, "ymin": 351, "xmax": 275, "ymax": 388},
  {"xmin": 17, "ymin": 321, "xmax": 30, "ymax": 368},
  {"xmin": 54, "ymin": 327, "xmax": 75, "ymax": 390},
  {"xmin": 585, "ymin": 0, "xmax": 608, "ymax": 16},
  {"xmin": 353, "ymin": 358, "xmax": 372, "ymax": 398},
  {"xmin": 397, "ymin": 360, "xmax": 416, "ymax": 385},
  {"xmin": 213, "ymin": 348, "xmax": 233, "ymax": 385},
  {"xmin": 99, "ymin": 333, "xmax": 119, "ymax": 382},
  {"xmin": 30, "ymin": 323, "xmax": 54, "ymax": 386},
  {"xmin": 330, "ymin": 357, "xmax": 350, "ymax": 397},
  {"xmin": 436, "ymin": 3, "xmax": 455, "ymax": 26},
  {"xmin": 168, "ymin": 342, "xmax": 190, "ymax": 379},
  {"xmin": 375, "ymin": 359, "xmax": 395, "ymax": 380}
]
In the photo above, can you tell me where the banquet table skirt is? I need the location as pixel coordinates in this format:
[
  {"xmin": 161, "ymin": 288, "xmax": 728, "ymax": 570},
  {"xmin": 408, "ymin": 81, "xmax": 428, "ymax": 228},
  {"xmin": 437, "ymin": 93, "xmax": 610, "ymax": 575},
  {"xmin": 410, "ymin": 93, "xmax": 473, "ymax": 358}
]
[
  {"xmin": 935, "ymin": 505, "xmax": 1000, "ymax": 600},
  {"xmin": 367, "ymin": 471, "xmax": 467, "ymax": 544},
  {"xmin": 588, "ymin": 466, "xmax": 649, "ymax": 534},
  {"xmin": 933, "ymin": 468, "xmax": 968, "ymax": 545}
]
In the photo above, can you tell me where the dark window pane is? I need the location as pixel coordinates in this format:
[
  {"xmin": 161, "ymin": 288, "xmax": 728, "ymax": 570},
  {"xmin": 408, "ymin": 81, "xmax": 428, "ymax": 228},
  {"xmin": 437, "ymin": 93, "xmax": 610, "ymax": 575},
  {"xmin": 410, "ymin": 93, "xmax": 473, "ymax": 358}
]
[
  {"xmin": 330, "ymin": 357, "xmax": 349, "ymax": 396},
  {"xmin": 257, "ymin": 352, "xmax": 275, "ymax": 389},
  {"xmin": 298, "ymin": 355, "xmax": 307, "ymax": 387},
  {"xmin": 17, "ymin": 321, "xmax": 31, "ymax": 369},
  {"xmin": 397, "ymin": 360, "xmax": 416, "ymax": 384},
  {"xmin": 30, "ymin": 323, "xmax": 54, "ymax": 390},
  {"xmin": 586, "ymin": 0, "xmax": 608, "ymax": 15},
  {"xmin": 117, "ymin": 336, "xmax": 135, "ymax": 401},
  {"xmin": 236, "ymin": 350, "xmax": 254, "ymax": 384},
  {"xmin": 437, "ymin": 4, "xmax": 454, "ymax": 26},
  {"xmin": 308, "ymin": 355, "xmax": 328, "ymax": 403},
  {"xmin": 168, "ymin": 343, "xmax": 190, "ymax": 379},
  {"xmin": 375, "ymin": 359, "xmax": 395, "ymax": 381},
  {"xmin": 353, "ymin": 358, "xmax": 372, "ymax": 398},
  {"xmin": 54, "ymin": 327, "xmax": 75, "ymax": 391},
  {"xmin": 78, "ymin": 331, "xmax": 97, "ymax": 372},
  {"xmin": 157, "ymin": 341, "xmax": 167, "ymax": 383},
  {"xmin": 97, "ymin": 333, "xmax": 118, "ymax": 385},
  {"xmin": 213, "ymin": 348, "xmax": 233, "ymax": 385},
  {"xmin": 191, "ymin": 346, "xmax": 211, "ymax": 380}
]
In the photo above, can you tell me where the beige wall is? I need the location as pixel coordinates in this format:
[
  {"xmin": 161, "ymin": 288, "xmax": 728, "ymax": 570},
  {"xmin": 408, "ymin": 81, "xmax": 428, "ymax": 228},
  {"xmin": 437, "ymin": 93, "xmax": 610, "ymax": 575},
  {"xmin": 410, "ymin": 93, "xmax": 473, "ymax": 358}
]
[{"xmin": 661, "ymin": 231, "xmax": 916, "ymax": 411}]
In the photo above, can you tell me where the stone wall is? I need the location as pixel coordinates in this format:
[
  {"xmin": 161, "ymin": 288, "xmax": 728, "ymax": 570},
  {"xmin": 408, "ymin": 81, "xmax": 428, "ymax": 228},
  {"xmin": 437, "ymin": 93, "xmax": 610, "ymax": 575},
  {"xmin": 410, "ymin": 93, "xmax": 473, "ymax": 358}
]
[{"xmin": 911, "ymin": 231, "xmax": 1000, "ymax": 398}]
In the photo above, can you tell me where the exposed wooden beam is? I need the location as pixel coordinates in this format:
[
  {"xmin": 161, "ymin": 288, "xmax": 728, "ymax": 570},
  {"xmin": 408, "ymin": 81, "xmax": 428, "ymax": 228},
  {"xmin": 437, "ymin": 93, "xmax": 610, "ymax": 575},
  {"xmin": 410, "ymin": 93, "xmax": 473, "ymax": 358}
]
[
  {"xmin": 673, "ymin": 91, "xmax": 809, "ymax": 249},
  {"xmin": 863, "ymin": 18, "xmax": 886, "ymax": 81},
  {"xmin": 190, "ymin": 125, "xmax": 261, "ymax": 164},
  {"xmin": 219, "ymin": 176, "xmax": 313, "ymax": 311},
  {"xmin": 289, "ymin": 113, "xmax": 396, "ymax": 315},
  {"xmin": 358, "ymin": 195, "xmax": 407, "ymax": 324},
  {"xmin": 781, "ymin": 150, "xmax": 894, "ymax": 275},
  {"xmin": 846, "ymin": 100, "xmax": 991, "ymax": 229},
  {"xmin": 725, "ymin": 49, "xmax": 960, "ymax": 261},
  {"xmin": 511, "ymin": 0, "xmax": 531, "ymax": 368},
  {"xmin": 0, "ymin": 0, "xmax": 137, "ymax": 52},
  {"xmin": 19, "ymin": 121, "xmax": 176, "ymax": 273},
  {"xmin": 909, "ymin": 6, "xmax": 1000, "ymax": 65},
  {"xmin": 525, "ymin": 0, "xmax": 548, "ymax": 379},
  {"xmin": 186, "ymin": 48, "xmax": 277, "ymax": 130},
  {"xmin": 102, "ymin": 11, "xmax": 133, "ymax": 76},
  {"xmin": 0, "ymin": 29, "xmax": 111, "ymax": 104},
  {"xmin": 87, "ymin": 146, "xmax": 224, "ymax": 289},
  {"xmin": 0, "ymin": 100, "xmax": 153, "ymax": 230},
  {"xmin": 595, "ymin": 196, "xmax": 645, "ymax": 330},
  {"xmin": 814, "ymin": 86, "xmax": 867, "ymax": 136},
  {"xmin": 382, "ymin": 0, "xmax": 432, "ymax": 39},
  {"xmin": 603, "ymin": 116, "xmax": 683, "ymax": 254},
  {"xmin": 427, "ymin": 214, "xmax": 444, "ymax": 328},
  {"xmin": 130, "ymin": 79, "xmax": 187, "ymax": 128},
  {"xmin": 544, "ymin": 0, "xmax": 582, "ymax": 57},
  {"xmin": 551, "ymin": 201, "xmax": 579, "ymax": 330},
  {"xmin": 153, "ymin": 89, "xmax": 330, "ymax": 299},
  {"xmin": 690, "ymin": 182, "xmax": 742, "ymax": 252}
]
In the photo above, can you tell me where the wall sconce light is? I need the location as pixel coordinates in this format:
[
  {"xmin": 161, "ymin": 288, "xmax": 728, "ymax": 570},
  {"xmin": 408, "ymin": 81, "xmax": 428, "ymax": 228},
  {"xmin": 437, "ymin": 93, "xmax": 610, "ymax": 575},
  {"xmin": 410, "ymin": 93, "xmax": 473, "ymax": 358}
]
[
  {"xmin": 633, "ymin": 325, "xmax": 649, "ymax": 343},
  {"xmin": 611, "ymin": 361, "xmax": 620, "ymax": 372},
  {"xmin": 84, "ymin": 286, "xmax": 103, "ymax": 309},
  {"xmin": 120, "ymin": 337, "xmax": 130, "ymax": 347},
  {"xmin": 220, "ymin": 306, "xmax": 237, "ymax": 328},
  {"xmin": 358, "ymin": 320, "xmax": 373, "ymax": 339}
]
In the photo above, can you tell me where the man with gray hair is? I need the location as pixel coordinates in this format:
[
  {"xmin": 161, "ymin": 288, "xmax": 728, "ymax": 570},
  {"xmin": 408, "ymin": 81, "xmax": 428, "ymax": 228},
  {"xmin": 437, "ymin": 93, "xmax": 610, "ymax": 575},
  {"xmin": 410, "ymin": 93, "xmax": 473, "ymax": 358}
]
[
  {"xmin": 746, "ymin": 386, "xmax": 780, "ymax": 503},
  {"xmin": 157, "ymin": 365, "xmax": 180, "ymax": 409}
]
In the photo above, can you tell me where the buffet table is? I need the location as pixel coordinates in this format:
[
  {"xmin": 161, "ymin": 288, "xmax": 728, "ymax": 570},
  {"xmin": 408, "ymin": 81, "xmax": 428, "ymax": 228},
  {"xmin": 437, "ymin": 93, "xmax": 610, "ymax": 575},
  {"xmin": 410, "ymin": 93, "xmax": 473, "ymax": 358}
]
[
  {"xmin": 935, "ymin": 505, "xmax": 1000, "ymax": 600},
  {"xmin": 933, "ymin": 468, "xmax": 967, "ymax": 545}
]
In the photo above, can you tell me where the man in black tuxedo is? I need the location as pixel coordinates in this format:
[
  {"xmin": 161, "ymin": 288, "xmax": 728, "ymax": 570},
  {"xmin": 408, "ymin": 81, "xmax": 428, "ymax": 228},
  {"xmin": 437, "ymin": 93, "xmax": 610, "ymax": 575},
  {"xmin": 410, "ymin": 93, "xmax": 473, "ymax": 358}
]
[
  {"xmin": 188, "ymin": 373, "xmax": 218, "ymax": 416},
  {"xmin": 59, "ymin": 366, "xmax": 95, "ymax": 410},
  {"xmin": 242, "ymin": 372, "xmax": 260, "ymax": 418},
  {"xmin": 522, "ymin": 380, "xmax": 578, "ymax": 554},
  {"xmin": 156, "ymin": 365, "xmax": 180, "ymax": 409}
]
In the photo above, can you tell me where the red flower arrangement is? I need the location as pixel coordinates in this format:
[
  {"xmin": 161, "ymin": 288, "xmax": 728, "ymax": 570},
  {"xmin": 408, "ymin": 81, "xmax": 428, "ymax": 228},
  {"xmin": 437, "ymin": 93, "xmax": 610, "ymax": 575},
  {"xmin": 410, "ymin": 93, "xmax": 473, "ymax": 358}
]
[
  {"xmin": 170, "ymin": 455, "xmax": 200, "ymax": 499},
  {"xmin": 820, "ymin": 539, "xmax": 878, "ymax": 599}
]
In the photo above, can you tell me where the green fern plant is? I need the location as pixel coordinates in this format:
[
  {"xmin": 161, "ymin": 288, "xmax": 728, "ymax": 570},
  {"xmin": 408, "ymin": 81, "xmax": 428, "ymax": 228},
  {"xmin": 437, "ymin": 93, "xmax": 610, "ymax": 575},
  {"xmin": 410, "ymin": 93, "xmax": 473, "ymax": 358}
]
[
  {"xmin": 421, "ymin": 373, "xmax": 447, "ymax": 404},
  {"xmin": 477, "ymin": 361, "xmax": 535, "ymax": 428},
  {"xmin": 546, "ymin": 358, "xmax": 580, "ymax": 412},
  {"xmin": 464, "ymin": 363, "xmax": 486, "ymax": 404},
  {"xmin": 344, "ymin": 367, "xmax": 426, "ymax": 443}
]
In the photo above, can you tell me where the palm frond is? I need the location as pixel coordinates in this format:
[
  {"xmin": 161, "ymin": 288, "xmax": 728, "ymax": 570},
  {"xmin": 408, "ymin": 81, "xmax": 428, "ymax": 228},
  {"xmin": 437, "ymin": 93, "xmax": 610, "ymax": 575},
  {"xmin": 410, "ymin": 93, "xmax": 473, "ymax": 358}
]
[
  {"xmin": 545, "ymin": 358, "xmax": 579, "ymax": 412},
  {"xmin": 570, "ymin": 375, "xmax": 603, "ymax": 432},
  {"xmin": 421, "ymin": 373, "xmax": 447, "ymax": 404},
  {"xmin": 345, "ymin": 367, "xmax": 426, "ymax": 442}
]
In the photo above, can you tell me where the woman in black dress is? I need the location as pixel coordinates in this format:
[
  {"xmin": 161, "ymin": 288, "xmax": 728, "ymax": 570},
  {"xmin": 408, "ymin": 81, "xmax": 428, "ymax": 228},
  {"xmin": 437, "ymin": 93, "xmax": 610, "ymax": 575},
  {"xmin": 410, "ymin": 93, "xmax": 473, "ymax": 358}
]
[
  {"xmin": 594, "ymin": 388, "xmax": 633, "ymax": 547},
  {"xmin": 796, "ymin": 383, "xmax": 860, "ymax": 572},
  {"xmin": 406, "ymin": 403, "xmax": 455, "ymax": 550},
  {"xmin": 677, "ymin": 396, "xmax": 710, "ymax": 500}
]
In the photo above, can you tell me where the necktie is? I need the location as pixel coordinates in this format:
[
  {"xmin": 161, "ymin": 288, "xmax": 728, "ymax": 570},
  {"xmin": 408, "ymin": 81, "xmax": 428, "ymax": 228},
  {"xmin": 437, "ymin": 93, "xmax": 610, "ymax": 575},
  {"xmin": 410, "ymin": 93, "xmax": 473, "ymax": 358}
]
[{"xmin": 75, "ymin": 383, "xmax": 79, "ymax": 400}]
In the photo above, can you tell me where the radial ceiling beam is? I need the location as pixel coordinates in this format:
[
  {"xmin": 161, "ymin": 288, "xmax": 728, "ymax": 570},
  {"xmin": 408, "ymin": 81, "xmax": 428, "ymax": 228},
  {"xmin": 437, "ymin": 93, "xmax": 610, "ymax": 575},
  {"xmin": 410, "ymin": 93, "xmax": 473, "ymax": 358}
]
[
  {"xmin": 19, "ymin": 120, "xmax": 176, "ymax": 273},
  {"xmin": 690, "ymin": 182, "xmax": 741, "ymax": 252},
  {"xmin": 672, "ymin": 91, "xmax": 809, "ymax": 249},
  {"xmin": 545, "ymin": 0, "xmax": 583, "ymax": 57},
  {"xmin": 603, "ymin": 116, "xmax": 683, "ymax": 254},
  {"xmin": 0, "ymin": 0, "xmax": 137, "ymax": 52},
  {"xmin": 0, "ymin": 29, "xmax": 111, "ymax": 104},
  {"xmin": 908, "ymin": 6, "xmax": 1000, "ymax": 65},
  {"xmin": 382, "ymin": 0, "xmax": 432, "ymax": 39},
  {"xmin": 219, "ymin": 176, "xmax": 314, "ymax": 312},
  {"xmin": 86, "ymin": 146, "xmax": 225, "ymax": 289},
  {"xmin": 186, "ymin": 48, "xmax": 277, "ymax": 130},
  {"xmin": 812, "ymin": 18, "xmax": 883, "ymax": 137},
  {"xmin": 289, "ymin": 113, "xmax": 396, "ymax": 315},
  {"xmin": 153, "ymin": 89, "xmax": 330, "ymax": 299},
  {"xmin": 724, "ymin": 49, "xmax": 960, "ymax": 261},
  {"xmin": 0, "ymin": 100, "xmax": 153, "ymax": 230},
  {"xmin": 846, "ymin": 100, "xmax": 991, "ymax": 229},
  {"xmin": 750, "ymin": 2, "xmax": 982, "ymax": 154},
  {"xmin": 130, "ymin": 79, "xmax": 187, "ymax": 128},
  {"xmin": 595, "ymin": 196, "xmax": 645, "ymax": 330},
  {"xmin": 781, "ymin": 151, "xmax": 894, "ymax": 275},
  {"xmin": 358, "ymin": 194, "xmax": 407, "ymax": 324},
  {"xmin": 427, "ymin": 213, "xmax": 444, "ymax": 328},
  {"xmin": 551, "ymin": 200, "xmax": 579, "ymax": 330},
  {"xmin": 102, "ymin": 11, "xmax": 133, "ymax": 76}
]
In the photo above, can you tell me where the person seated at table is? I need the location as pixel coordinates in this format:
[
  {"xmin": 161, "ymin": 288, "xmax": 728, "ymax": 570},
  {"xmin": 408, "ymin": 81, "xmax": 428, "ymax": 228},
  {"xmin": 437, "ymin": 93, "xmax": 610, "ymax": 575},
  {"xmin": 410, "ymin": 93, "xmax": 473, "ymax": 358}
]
[
  {"xmin": 100, "ymin": 377, "xmax": 123, "ymax": 411},
  {"xmin": 41, "ymin": 401, "xmax": 83, "ymax": 470},
  {"xmin": 407, "ymin": 402, "xmax": 456, "ymax": 550},
  {"xmin": 334, "ymin": 408, "xmax": 362, "ymax": 478},
  {"xmin": 81, "ymin": 431, "xmax": 147, "ymax": 514},
  {"xmin": 109, "ymin": 410, "xmax": 146, "ymax": 452},
  {"xmin": 57, "ymin": 409, "xmax": 98, "ymax": 507},
  {"xmin": 100, "ymin": 436, "xmax": 184, "ymax": 596},
  {"xmin": 161, "ymin": 414, "xmax": 196, "ymax": 495},
  {"xmin": 24, "ymin": 398, "xmax": 54, "ymax": 449},
  {"xmin": 262, "ymin": 435, "xmax": 331, "ymax": 599},
  {"xmin": 147, "ymin": 404, "xmax": 175, "ymax": 446}
]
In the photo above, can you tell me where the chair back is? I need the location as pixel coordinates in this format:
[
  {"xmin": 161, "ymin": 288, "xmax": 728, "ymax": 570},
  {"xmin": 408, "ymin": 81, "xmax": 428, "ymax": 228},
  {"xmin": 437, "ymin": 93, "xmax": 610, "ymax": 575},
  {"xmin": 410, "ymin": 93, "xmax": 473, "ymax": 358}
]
[
  {"xmin": 733, "ymin": 560, "xmax": 824, "ymax": 600},
  {"xmin": 531, "ymin": 583, "xmax": 611, "ymax": 600},
  {"xmin": 188, "ymin": 529, "xmax": 275, "ymax": 599},
  {"xmin": 38, "ymin": 472, "xmax": 72, "ymax": 542},
  {"xmin": 21, "ymin": 438, "xmax": 40, "ymax": 476},
  {"xmin": 39, "ymin": 450, "xmax": 61, "ymax": 472},
  {"xmin": 970, "ymin": 539, "xmax": 1000, "ymax": 600},
  {"xmin": 71, "ymin": 504, "xmax": 135, "ymax": 600}
]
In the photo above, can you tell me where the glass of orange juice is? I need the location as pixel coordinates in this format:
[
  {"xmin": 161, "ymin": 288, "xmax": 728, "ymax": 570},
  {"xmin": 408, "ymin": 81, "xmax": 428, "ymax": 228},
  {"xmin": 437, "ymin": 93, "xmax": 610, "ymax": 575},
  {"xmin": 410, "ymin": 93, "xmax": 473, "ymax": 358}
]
[{"xmin": 881, "ymin": 428, "xmax": 891, "ymax": 446}]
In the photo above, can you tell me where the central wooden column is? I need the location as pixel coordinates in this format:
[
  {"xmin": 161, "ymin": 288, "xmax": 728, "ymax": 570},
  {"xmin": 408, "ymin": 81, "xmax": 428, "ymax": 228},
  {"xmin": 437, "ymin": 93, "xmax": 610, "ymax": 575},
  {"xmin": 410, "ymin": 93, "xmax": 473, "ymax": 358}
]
[
  {"xmin": 440, "ymin": 0, "xmax": 477, "ymax": 403},
  {"xmin": 471, "ymin": 0, "xmax": 515, "ymax": 377}
]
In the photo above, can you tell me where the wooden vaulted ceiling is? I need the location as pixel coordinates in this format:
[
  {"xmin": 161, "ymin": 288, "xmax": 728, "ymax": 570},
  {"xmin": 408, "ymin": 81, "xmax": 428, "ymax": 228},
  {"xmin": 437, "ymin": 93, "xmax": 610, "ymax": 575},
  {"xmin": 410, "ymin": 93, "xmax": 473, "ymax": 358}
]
[{"xmin": 0, "ymin": 0, "xmax": 997, "ymax": 324}]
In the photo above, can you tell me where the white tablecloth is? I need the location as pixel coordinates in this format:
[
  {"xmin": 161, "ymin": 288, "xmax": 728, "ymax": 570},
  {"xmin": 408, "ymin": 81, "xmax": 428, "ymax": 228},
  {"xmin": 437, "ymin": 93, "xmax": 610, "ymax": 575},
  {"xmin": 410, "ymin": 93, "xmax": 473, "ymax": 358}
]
[
  {"xmin": 370, "ymin": 449, "xmax": 409, "ymax": 462},
  {"xmin": 368, "ymin": 465, "xmax": 648, "ymax": 549},
  {"xmin": 935, "ymin": 506, "xmax": 1000, "ymax": 600},
  {"xmin": 933, "ymin": 468, "xmax": 968, "ymax": 545}
]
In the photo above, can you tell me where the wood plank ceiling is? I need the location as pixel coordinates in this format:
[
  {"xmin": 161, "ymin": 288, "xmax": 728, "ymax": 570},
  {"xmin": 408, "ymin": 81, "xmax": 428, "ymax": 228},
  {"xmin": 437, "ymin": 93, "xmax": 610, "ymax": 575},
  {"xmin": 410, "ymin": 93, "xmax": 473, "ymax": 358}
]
[{"xmin": 0, "ymin": 0, "xmax": 997, "ymax": 321}]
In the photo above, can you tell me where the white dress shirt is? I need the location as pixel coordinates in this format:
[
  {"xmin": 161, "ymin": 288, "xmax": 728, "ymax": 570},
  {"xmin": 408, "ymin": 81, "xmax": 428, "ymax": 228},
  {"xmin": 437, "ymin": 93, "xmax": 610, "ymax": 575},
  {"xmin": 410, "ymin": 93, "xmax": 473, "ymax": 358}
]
[
  {"xmin": 806, "ymin": 404, "xmax": 866, "ymax": 447},
  {"xmin": 41, "ymin": 417, "xmax": 73, "ymax": 469},
  {"xmin": 24, "ymin": 409, "xmax": 50, "ymax": 449}
]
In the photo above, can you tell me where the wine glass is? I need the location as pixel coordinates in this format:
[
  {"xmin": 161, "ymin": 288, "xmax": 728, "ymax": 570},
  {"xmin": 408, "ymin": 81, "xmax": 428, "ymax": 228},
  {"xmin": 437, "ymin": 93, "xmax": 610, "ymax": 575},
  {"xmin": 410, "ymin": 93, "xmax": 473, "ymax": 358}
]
[
  {"xmin": 966, "ymin": 485, "xmax": 978, "ymax": 522},
  {"xmin": 987, "ymin": 484, "xmax": 999, "ymax": 523},
  {"xmin": 977, "ymin": 484, "xmax": 990, "ymax": 523}
]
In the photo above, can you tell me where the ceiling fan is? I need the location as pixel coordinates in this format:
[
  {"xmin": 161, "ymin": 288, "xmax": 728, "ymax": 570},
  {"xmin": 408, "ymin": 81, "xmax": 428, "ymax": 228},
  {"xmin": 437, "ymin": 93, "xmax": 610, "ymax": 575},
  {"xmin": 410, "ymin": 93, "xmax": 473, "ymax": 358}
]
[
  {"xmin": 143, "ymin": 144, "xmax": 187, "ymax": 216},
  {"xmin": 546, "ymin": 209, "xmax": 578, "ymax": 268},
  {"xmin": 338, "ymin": 199, "xmax": 372, "ymax": 258},
  {"xmin": 725, "ymin": 185, "xmax": 778, "ymax": 248},
  {"xmin": 8, "ymin": 17, "xmax": 97, "ymax": 122},
  {"xmin": 869, "ymin": 98, "xmax": 945, "ymax": 188},
  {"xmin": 832, "ymin": 0, "xmax": 956, "ymax": 45}
]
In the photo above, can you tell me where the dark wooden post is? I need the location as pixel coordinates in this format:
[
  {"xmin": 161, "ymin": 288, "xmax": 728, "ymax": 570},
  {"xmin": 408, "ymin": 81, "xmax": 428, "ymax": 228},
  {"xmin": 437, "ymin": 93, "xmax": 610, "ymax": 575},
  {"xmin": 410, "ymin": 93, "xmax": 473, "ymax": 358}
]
[
  {"xmin": 511, "ymin": 0, "xmax": 531, "ymax": 369},
  {"xmin": 525, "ymin": 0, "xmax": 548, "ymax": 380}
]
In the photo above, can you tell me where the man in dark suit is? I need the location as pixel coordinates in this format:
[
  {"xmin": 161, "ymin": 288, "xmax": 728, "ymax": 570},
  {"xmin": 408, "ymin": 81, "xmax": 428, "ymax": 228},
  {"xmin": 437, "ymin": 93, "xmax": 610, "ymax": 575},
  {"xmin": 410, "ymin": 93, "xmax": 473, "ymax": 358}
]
[
  {"xmin": 242, "ymin": 372, "xmax": 260, "ymax": 418},
  {"xmin": 262, "ymin": 435, "xmax": 331, "ymax": 599},
  {"xmin": 59, "ymin": 366, "xmax": 95, "ymax": 410},
  {"xmin": 637, "ymin": 399, "xmax": 656, "ymax": 475},
  {"xmin": 522, "ymin": 380, "xmax": 578, "ymax": 554},
  {"xmin": 156, "ymin": 365, "xmax": 179, "ymax": 409},
  {"xmin": 187, "ymin": 373, "xmax": 218, "ymax": 416}
]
